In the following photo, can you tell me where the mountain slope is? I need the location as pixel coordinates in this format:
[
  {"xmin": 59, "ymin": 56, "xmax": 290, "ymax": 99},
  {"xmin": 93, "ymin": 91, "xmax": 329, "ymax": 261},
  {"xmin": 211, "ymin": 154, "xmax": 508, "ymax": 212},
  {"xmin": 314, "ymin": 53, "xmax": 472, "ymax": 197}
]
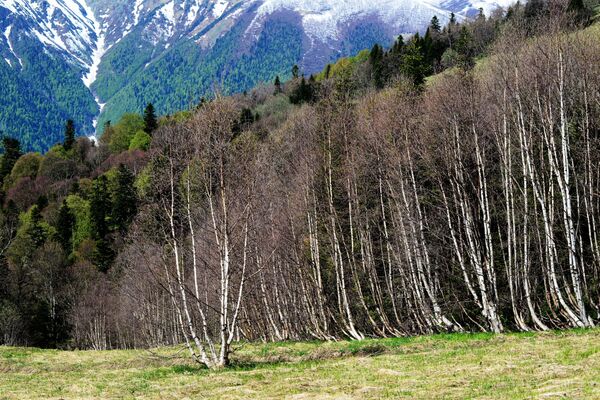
[{"xmin": 0, "ymin": 0, "xmax": 515, "ymax": 151}]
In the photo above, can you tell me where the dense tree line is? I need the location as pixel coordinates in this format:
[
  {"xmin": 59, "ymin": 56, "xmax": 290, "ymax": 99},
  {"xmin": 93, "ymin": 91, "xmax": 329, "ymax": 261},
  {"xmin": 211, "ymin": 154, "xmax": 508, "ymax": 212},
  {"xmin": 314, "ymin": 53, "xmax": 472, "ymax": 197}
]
[{"xmin": 0, "ymin": 0, "xmax": 598, "ymax": 369}]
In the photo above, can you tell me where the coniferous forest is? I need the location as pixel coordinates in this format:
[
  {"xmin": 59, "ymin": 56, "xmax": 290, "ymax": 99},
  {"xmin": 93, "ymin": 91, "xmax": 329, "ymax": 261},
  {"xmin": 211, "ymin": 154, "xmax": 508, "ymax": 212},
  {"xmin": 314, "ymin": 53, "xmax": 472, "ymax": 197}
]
[{"xmin": 1, "ymin": 0, "xmax": 600, "ymax": 370}]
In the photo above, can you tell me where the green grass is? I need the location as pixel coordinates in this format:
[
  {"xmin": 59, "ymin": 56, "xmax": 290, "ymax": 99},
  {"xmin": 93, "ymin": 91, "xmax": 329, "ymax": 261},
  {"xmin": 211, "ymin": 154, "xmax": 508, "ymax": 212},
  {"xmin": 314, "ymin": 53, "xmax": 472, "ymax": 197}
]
[{"xmin": 1, "ymin": 329, "xmax": 599, "ymax": 399}]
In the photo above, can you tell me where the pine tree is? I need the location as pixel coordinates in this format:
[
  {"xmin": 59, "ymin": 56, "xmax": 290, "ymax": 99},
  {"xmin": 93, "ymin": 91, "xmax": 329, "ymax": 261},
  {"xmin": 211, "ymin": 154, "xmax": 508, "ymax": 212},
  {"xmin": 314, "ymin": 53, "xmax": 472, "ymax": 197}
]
[
  {"xmin": 112, "ymin": 164, "xmax": 137, "ymax": 233},
  {"xmin": 290, "ymin": 76, "xmax": 314, "ymax": 105},
  {"xmin": 93, "ymin": 238, "xmax": 115, "ymax": 274},
  {"xmin": 56, "ymin": 200, "xmax": 74, "ymax": 254},
  {"xmin": 90, "ymin": 175, "xmax": 110, "ymax": 240},
  {"xmin": 63, "ymin": 120, "xmax": 75, "ymax": 151},
  {"xmin": 0, "ymin": 136, "xmax": 21, "ymax": 185},
  {"xmin": 90, "ymin": 175, "xmax": 114, "ymax": 272},
  {"xmin": 369, "ymin": 44, "xmax": 385, "ymax": 89},
  {"xmin": 292, "ymin": 64, "xmax": 300, "ymax": 79},
  {"xmin": 400, "ymin": 40, "xmax": 430, "ymax": 85},
  {"xmin": 28, "ymin": 205, "xmax": 46, "ymax": 247},
  {"xmin": 430, "ymin": 15, "xmax": 441, "ymax": 32},
  {"xmin": 391, "ymin": 35, "xmax": 405, "ymax": 55},
  {"xmin": 274, "ymin": 76, "xmax": 282, "ymax": 94},
  {"xmin": 568, "ymin": 0, "xmax": 591, "ymax": 23},
  {"xmin": 36, "ymin": 195, "xmax": 48, "ymax": 211},
  {"xmin": 143, "ymin": 103, "xmax": 158, "ymax": 134},
  {"xmin": 449, "ymin": 12, "xmax": 457, "ymax": 26},
  {"xmin": 456, "ymin": 26, "xmax": 474, "ymax": 67}
]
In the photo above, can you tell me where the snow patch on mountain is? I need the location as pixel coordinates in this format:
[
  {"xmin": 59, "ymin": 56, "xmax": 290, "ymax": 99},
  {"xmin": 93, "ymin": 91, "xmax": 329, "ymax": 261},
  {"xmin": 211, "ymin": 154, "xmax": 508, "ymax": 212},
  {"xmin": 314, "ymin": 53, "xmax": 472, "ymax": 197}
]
[
  {"xmin": 3, "ymin": 24, "xmax": 23, "ymax": 67},
  {"xmin": 159, "ymin": 1, "xmax": 176, "ymax": 24},
  {"xmin": 187, "ymin": 2, "xmax": 201, "ymax": 25},
  {"xmin": 0, "ymin": 0, "xmax": 99, "ymax": 66},
  {"xmin": 250, "ymin": 0, "xmax": 455, "ymax": 43},
  {"xmin": 133, "ymin": 0, "xmax": 144, "ymax": 26},
  {"xmin": 213, "ymin": 0, "xmax": 229, "ymax": 18},
  {"xmin": 81, "ymin": 0, "xmax": 106, "ymax": 88}
]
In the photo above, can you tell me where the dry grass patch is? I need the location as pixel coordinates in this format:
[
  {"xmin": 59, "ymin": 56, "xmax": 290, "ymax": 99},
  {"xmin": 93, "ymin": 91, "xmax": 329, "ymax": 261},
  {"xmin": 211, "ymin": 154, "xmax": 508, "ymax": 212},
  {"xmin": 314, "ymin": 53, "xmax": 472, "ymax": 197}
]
[{"xmin": 0, "ymin": 329, "xmax": 599, "ymax": 399}]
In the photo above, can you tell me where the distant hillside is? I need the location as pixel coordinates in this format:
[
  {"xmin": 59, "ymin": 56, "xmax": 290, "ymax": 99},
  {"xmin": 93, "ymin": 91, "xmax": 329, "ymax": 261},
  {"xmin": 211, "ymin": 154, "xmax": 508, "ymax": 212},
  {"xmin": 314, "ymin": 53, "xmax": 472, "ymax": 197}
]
[{"xmin": 0, "ymin": 0, "xmax": 514, "ymax": 151}]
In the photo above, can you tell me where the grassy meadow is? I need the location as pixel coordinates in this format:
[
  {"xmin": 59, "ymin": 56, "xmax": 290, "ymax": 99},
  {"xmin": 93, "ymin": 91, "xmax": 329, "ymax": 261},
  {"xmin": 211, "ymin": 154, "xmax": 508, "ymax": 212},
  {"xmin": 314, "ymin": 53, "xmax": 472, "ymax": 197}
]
[{"xmin": 1, "ymin": 329, "xmax": 599, "ymax": 399}]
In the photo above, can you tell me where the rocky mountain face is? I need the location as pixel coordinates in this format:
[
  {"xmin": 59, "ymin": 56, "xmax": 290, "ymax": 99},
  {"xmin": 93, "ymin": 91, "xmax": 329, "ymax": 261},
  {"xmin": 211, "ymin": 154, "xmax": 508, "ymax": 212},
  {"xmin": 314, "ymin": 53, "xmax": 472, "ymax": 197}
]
[{"xmin": 0, "ymin": 0, "xmax": 515, "ymax": 151}]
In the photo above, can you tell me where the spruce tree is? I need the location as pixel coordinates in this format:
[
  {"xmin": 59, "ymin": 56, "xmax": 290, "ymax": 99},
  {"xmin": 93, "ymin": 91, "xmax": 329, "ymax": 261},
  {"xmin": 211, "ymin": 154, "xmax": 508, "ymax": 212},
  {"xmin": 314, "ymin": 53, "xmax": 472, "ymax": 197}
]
[
  {"xmin": 63, "ymin": 120, "xmax": 75, "ymax": 151},
  {"xmin": 324, "ymin": 64, "xmax": 332, "ymax": 79},
  {"xmin": 0, "ymin": 136, "xmax": 21, "ymax": 185},
  {"xmin": 274, "ymin": 76, "xmax": 282, "ymax": 94},
  {"xmin": 369, "ymin": 44, "xmax": 385, "ymax": 89},
  {"xmin": 292, "ymin": 64, "xmax": 300, "ymax": 79},
  {"xmin": 56, "ymin": 200, "xmax": 74, "ymax": 254},
  {"xmin": 449, "ymin": 12, "xmax": 456, "ymax": 25},
  {"xmin": 90, "ymin": 175, "xmax": 110, "ymax": 240},
  {"xmin": 290, "ymin": 76, "xmax": 314, "ymax": 105},
  {"xmin": 143, "ymin": 103, "xmax": 158, "ymax": 134},
  {"xmin": 28, "ymin": 205, "xmax": 46, "ymax": 247},
  {"xmin": 93, "ymin": 238, "xmax": 115, "ymax": 274},
  {"xmin": 568, "ymin": 0, "xmax": 590, "ymax": 23},
  {"xmin": 112, "ymin": 164, "xmax": 137, "ymax": 233},
  {"xmin": 90, "ymin": 175, "xmax": 114, "ymax": 272},
  {"xmin": 430, "ymin": 16, "xmax": 441, "ymax": 32}
]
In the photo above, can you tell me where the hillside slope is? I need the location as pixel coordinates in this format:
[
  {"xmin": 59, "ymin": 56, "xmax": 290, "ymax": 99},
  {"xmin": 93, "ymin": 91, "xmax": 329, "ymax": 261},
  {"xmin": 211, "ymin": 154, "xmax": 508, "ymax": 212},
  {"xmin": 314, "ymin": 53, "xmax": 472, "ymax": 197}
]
[{"xmin": 0, "ymin": 0, "xmax": 514, "ymax": 151}]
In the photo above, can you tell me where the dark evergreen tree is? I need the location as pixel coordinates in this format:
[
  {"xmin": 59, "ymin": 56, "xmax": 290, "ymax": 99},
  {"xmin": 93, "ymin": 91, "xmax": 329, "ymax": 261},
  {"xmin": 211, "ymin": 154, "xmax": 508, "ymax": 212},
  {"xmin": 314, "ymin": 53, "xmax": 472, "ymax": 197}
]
[
  {"xmin": 568, "ymin": 0, "xmax": 591, "ymax": 23},
  {"xmin": 324, "ymin": 64, "xmax": 332, "ymax": 79},
  {"xmin": 0, "ymin": 137, "xmax": 22, "ymax": 185},
  {"xmin": 449, "ymin": 12, "xmax": 457, "ymax": 25},
  {"xmin": 289, "ymin": 76, "xmax": 315, "ymax": 105},
  {"xmin": 90, "ymin": 176, "xmax": 114, "ymax": 272},
  {"xmin": 28, "ymin": 205, "xmax": 46, "ymax": 247},
  {"xmin": 274, "ymin": 75, "xmax": 282, "ymax": 94},
  {"xmin": 143, "ymin": 103, "xmax": 158, "ymax": 134},
  {"xmin": 55, "ymin": 200, "xmax": 74, "ymax": 254},
  {"xmin": 524, "ymin": 0, "xmax": 546, "ymax": 21},
  {"xmin": 400, "ymin": 39, "xmax": 430, "ymax": 85},
  {"xmin": 36, "ymin": 195, "xmax": 48, "ymax": 211},
  {"xmin": 93, "ymin": 238, "xmax": 115, "ymax": 274},
  {"xmin": 292, "ymin": 64, "xmax": 300, "ymax": 79},
  {"xmin": 456, "ymin": 26, "xmax": 475, "ymax": 67},
  {"xmin": 369, "ymin": 44, "xmax": 385, "ymax": 89},
  {"xmin": 90, "ymin": 176, "xmax": 110, "ymax": 240},
  {"xmin": 112, "ymin": 164, "xmax": 137, "ymax": 233},
  {"xmin": 430, "ymin": 15, "xmax": 441, "ymax": 32},
  {"xmin": 63, "ymin": 120, "xmax": 75, "ymax": 151}
]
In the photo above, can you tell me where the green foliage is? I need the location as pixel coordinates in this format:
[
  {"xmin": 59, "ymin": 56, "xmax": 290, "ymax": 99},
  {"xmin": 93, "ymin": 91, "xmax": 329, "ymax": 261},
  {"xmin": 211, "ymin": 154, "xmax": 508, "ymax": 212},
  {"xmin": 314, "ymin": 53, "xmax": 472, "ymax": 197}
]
[
  {"xmin": 14, "ymin": 206, "xmax": 54, "ymax": 249},
  {"xmin": 2, "ymin": 152, "xmax": 42, "ymax": 190},
  {"xmin": 134, "ymin": 164, "xmax": 152, "ymax": 198},
  {"xmin": 108, "ymin": 113, "xmax": 145, "ymax": 153},
  {"xmin": 254, "ymin": 95, "xmax": 293, "ymax": 126},
  {"xmin": 399, "ymin": 39, "xmax": 431, "ymax": 85},
  {"xmin": 129, "ymin": 130, "xmax": 152, "ymax": 151},
  {"xmin": 315, "ymin": 50, "xmax": 369, "ymax": 81},
  {"xmin": 65, "ymin": 194, "xmax": 92, "ymax": 251}
]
